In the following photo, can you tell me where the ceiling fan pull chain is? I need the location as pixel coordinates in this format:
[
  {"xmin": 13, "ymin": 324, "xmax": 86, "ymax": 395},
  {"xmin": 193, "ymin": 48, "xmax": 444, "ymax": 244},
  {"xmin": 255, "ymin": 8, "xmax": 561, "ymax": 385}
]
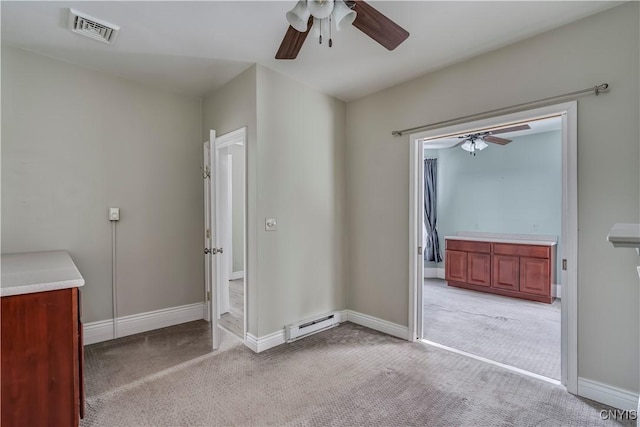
[
  {"xmin": 318, "ymin": 18, "xmax": 323, "ymax": 44},
  {"xmin": 329, "ymin": 15, "xmax": 333, "ymax": 47}
]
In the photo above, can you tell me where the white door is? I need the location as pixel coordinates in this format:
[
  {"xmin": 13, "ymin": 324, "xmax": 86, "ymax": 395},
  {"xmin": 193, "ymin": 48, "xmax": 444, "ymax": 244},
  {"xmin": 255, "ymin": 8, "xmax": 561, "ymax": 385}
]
[{"xmin": 204, "ymin": 131, "xmax": 219, "ymax": 350}]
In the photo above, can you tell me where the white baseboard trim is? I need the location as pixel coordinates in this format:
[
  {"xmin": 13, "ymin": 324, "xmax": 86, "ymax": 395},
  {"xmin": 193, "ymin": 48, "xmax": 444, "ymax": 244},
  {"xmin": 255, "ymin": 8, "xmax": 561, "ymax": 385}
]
[
  {"xmin": 84, "ymin": 319, "xmax": 114, "ymax": 345},
  {"xmin": 84, "ymin": 302, "xmax": 205, "ymax": 345},
  {"xmin": 344, "ymin": 310, "xmax": 409, "ymax": 340},
  {"xmin": 424, "ymin": 267, "xmax": 437, "ymax": 278},
  {"xmin": 578, "ymin": 377, "xmax": 639, "ymax": 411},
  {"xmin": 245, "ymin": 329, "xmax": 286, "ymax": 353},
  {"xmin": 424, "ymin": 267, "xmax": 445, "ymax": 279},
  {"xmin": 230, "ymin": 271, "xmax": 244, "ymax": 280}
]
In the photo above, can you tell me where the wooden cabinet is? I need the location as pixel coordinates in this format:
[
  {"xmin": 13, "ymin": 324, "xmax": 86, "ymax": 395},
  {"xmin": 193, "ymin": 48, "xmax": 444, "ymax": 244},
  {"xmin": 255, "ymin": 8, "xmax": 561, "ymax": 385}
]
[
  {"xmin": 467, "ymin": 252, "xmax": 491, "ymax": 287},
  {"xmin": 1, "ymin": 288, "xmax": 84, "ymax": 426},
  {"xmin": 446, "ymin": 240, "xmax": 491, "ymax": 287},
  {"xmin": 445, "ymin": 238, "xmax": 556, "ymax": 303}
]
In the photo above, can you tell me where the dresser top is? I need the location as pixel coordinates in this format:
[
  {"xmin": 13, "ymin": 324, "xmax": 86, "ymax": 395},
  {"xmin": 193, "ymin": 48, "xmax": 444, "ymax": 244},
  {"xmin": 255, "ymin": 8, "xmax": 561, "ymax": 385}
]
[
  {"xmin": 607, "ymin": 223, "xmax": 640, "ymax": 249},
  {"xmin": 446, "ymin": 232, "xmax": 557, "ymax": 247},
  {"xmin": 1, "ymin": 250, "xmax": 85, "ymax": 297}
]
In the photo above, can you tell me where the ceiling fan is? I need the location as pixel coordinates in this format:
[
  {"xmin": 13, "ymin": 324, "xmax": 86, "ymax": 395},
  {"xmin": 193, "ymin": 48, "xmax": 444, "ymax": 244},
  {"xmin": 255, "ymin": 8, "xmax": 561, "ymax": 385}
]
[
  {"xmin": 276, "ymin": 0, "xmax": 410, "ymax": 60},
  {"xmin": 455, "ymin": 124, "xmax": 531, "ymax": 155}
]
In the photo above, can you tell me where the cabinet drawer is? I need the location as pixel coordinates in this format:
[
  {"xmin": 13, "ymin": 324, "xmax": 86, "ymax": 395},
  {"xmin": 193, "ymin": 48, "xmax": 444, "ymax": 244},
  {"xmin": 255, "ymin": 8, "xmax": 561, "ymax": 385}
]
[
  {"xmin": 493, "ymin": 243, "xmax": 550, "ymax": 258},
  {"xmin": 446, "ymin": 240, "xmax": 491, "ymax": 253}
]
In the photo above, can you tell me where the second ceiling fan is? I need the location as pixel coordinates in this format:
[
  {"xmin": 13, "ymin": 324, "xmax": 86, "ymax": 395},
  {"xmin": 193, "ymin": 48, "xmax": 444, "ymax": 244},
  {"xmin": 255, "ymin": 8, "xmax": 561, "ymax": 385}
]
[
  {"xmin": 455, "ymin": 124, "xmax": 531, "ymax": 155},
  {"xmin": 276, "ymin": 0, "xmax": 409, "ymax": 60}
]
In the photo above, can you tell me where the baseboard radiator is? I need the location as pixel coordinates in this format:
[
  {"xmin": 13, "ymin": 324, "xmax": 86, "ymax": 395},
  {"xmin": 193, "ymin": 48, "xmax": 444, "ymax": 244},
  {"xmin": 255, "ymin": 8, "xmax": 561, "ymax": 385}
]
[{"xmin": 286, "ymin": 312, "xmax": 340, "ymax": 343}]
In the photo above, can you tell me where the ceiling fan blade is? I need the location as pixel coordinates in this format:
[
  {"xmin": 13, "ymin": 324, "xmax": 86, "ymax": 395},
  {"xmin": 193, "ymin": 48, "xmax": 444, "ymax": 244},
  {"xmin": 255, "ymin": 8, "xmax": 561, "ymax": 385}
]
[
  {"xmin": 352, "ymin": 1, "xmax": 409, "ymax": 51},
  {"xmin": 489, "ymin": 124, "xmax": 531, "ymax": 135},
  {"xmin": 483, "ymin": 135, "xmax": 512, "ymax": 145},
  {"xmin": 275, "ymin": 17, "xmax": 313, "ymax": 59}
]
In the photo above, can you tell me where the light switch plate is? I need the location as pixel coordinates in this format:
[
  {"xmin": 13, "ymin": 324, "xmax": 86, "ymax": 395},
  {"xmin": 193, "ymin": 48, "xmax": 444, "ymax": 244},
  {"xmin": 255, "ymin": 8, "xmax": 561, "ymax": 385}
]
[{"xmin": 265, "ymin": 217, "xmax": 277, "ymax": 231}]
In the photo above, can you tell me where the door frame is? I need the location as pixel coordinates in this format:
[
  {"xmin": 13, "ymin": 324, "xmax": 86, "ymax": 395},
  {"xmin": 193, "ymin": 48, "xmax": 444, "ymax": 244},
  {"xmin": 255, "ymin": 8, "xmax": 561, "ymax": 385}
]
[
  {"xmin": 408, "ymin": 101, "xmax": 578, "ymax": 394},
  {"xmin": 210, "ymin": 127, "xmax": 248, "ymax": 342},
  {"xmin": 203, "ymin": 132, "xmax": 219, "ymax": 349}
]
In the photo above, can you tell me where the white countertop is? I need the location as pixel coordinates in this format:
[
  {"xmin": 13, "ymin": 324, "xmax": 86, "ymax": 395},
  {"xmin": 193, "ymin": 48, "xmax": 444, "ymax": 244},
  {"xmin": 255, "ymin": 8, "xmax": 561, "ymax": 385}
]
[
  {"xmin": 1, "ymin": 251, "xmax": 85, "ymax": 297},
  {"xmin": 607, "ymin": 223, "xmax": 640, "ymax": 249},
  {"xmin": 446, "ymin": 233, "xmax": 557, "ymax": 246}
]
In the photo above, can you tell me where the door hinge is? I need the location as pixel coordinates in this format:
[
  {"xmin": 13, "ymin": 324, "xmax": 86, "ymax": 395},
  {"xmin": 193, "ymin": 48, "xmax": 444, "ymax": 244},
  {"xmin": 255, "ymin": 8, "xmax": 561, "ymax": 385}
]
[
  {"xmin": 206, "ymin": 228, "xmax": 210, "ymax": 239},
  {"xmin": 202, "ymin": 166, "xmax": 210, "ymax": 179},
  {"xmin": 418, "ymin": 246, "xmax": 423, "ymax": 255},
  {"xmin": 562, "ymin": 259, "xmax": 567, "ymax": 270},
  {"xmin": 207, "ymin": 291, "xmax": 211, "ymax": 301}
]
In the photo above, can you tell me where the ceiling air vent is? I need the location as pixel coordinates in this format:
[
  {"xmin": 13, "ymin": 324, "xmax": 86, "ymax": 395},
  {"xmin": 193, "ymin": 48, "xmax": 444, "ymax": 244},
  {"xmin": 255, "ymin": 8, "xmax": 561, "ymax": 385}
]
[{"xmin": 68, "ymin": 9, "xmax": 120, "ymax": 45}]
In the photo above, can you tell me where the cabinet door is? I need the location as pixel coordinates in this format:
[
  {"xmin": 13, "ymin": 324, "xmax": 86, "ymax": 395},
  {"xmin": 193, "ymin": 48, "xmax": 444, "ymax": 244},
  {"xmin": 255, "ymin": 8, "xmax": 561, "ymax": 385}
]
[
  {"xmin": 467, "ymin": 252, "xmax": 491, "ymax": 287},
  {"xmin": 492, "ymin": 255, "xmax": 519, "ymax": 291},
  {"xmin": 1, "ymin": 289, "xmax": 77, "ymax": 427},
  {"xmin": 520, "ymin": 257, "xmax": 550, "ymax": 296},
  {"xmin": 445, "ymin": 250, "xmax": 467, "ymax": 283}
]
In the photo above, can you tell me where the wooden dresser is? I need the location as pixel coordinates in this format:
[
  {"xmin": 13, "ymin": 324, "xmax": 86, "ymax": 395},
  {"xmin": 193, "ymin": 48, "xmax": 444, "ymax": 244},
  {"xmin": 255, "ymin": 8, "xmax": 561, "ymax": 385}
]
[
  {"xmin": 1, "ymin": 251, "xmax": 85, "ymax": 427},
  {"xmin": 445, "ymin": 237, "xmax": 557, "ymax": 303}
]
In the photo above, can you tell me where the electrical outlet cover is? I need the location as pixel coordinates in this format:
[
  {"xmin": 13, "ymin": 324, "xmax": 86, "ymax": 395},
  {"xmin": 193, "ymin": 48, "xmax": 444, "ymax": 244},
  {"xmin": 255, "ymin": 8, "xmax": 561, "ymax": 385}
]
[{"xmin": 109, "ymin": 207, "xmax": 120, "ymax": 221}]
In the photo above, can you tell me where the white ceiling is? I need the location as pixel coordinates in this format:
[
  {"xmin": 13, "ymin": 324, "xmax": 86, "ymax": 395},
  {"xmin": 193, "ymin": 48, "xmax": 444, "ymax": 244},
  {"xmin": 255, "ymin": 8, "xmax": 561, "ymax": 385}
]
[{"xmin": 1, "ymin": 1, "xmax": 622, "ymax": 101}]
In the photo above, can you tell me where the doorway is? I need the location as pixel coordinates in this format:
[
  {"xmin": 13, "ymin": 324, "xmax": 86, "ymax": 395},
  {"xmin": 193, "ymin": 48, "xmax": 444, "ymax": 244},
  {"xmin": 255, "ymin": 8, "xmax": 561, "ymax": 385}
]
[
  {"xmin": 408, "ymin": 102, "xmax": 578, "ymax": 393},
  {"xmin": 204, "ymin": 127, "xmax": 247, "ymax": 347}
]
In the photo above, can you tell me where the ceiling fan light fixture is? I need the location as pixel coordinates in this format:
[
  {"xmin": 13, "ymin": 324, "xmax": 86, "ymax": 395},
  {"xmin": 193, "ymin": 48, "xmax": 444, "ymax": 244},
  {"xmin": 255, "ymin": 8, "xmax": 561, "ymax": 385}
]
[
  {"xmin": 475, "ymin": 140, "xmax": 488, "ymax": 151},
  {"xmin": 307, "ymin": 0, "xmax": 335, "ymax": 19},
  {"xmin": 460, "ymin": 138, "xmax": 488, "ymax": 155},
  {"xmin": 333, "ymin": 0, "xmax": 356, "ymax": 31},
  {"xmin": 286, "ymin": 0, "xmax": 311, "ymax": 32}
]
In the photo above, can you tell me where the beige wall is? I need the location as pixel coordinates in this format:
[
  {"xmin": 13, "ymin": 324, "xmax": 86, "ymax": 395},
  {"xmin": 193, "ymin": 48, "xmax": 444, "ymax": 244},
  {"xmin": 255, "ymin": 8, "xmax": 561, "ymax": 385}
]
[
  {"xmin": 256, "ymin": 65, "xmax": 347, "ymax": 336},
  {"xmin": 1, "ymin": 47, "xmax": 203, "ymax": 323},
  {"xmin": 346, "ymin": 2, "xmax": 639, "ymax": 392}
]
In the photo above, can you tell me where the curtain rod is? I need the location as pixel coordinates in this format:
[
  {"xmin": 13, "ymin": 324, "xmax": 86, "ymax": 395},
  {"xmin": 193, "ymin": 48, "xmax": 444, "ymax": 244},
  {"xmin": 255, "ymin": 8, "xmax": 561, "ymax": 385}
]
[{"xmin": 392, "ymin": 83, "xmax": 609, "ymax": 137}]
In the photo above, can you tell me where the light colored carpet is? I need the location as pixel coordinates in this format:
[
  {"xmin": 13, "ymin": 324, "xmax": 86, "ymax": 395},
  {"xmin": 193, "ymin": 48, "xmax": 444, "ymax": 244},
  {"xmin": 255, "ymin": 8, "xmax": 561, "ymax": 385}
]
[
  {"xmin": 81, "ymin": 321, "xmax": 626, "ymax": 426},
  {"xmin": 83, "ymin": 320, "xmax": 224, "ymax": 397},
  {"xmin": 219, "ymin": 279, "xmax": 244, "ymax": 337},
  {"xmin": 423, "ymin": 278, "xmax": 561, "ymax": 380}
]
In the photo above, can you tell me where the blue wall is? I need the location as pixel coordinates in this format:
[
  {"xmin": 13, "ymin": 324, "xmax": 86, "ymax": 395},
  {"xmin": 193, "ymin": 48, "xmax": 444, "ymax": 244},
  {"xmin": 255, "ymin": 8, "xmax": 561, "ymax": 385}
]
[{"xmin": 425, "ymin": 130, "xmax": 562, "ymax": 277}]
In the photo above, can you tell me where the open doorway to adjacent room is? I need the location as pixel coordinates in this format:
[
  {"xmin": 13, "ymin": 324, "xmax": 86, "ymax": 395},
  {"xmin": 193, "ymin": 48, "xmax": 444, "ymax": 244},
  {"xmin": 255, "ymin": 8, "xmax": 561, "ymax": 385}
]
[
  {"xmin": 217, "ymin": 133, "xmax": 246, "ymax": 339},
  {"xmin": 409, "ymin": 103, "xmax": 578, "ymax": 391}
]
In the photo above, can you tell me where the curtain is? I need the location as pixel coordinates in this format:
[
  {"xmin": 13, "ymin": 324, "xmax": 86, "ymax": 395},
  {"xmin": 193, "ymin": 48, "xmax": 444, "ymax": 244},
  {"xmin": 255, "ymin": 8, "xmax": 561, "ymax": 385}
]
[{"xmin": 424, "ymin": 159, "xmax": 442, "ymax": 262}]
